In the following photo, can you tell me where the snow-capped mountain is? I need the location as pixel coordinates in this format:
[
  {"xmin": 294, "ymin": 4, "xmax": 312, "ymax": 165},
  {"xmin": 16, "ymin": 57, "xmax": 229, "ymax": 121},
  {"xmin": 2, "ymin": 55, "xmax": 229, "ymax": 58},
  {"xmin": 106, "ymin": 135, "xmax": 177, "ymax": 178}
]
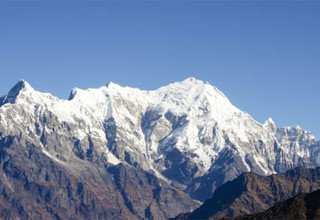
[{"xmin": 0, "ymin": 77, "xmax": 319, "ymax": 208}]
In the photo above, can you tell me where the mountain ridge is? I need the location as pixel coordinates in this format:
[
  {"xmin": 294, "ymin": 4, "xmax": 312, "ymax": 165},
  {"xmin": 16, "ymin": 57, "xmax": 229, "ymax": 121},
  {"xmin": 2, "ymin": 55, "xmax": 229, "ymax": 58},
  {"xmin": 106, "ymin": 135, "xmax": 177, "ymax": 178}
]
[
  {"xmin": 1, "ymin": 78, "xmax": 319, "ymax": 192},
  {"xmin": 174, "ymin": 166, "xmax": 320, "ymax": 220},
  {"xmin": 0, "ymin": 78, "xmax": 319, "ymax": 218},
  {"xmin": 235, "ymin": 188, "xmax": 320, "ymax": 220}
]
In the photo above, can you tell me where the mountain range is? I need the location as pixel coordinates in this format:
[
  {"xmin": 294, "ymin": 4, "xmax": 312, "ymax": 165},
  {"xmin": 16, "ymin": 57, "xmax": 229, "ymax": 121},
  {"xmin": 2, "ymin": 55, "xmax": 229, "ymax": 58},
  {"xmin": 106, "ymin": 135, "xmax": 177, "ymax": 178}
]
[{"xmin": 0, "ymin": 77, "xmax": 319, "ymax": 219}]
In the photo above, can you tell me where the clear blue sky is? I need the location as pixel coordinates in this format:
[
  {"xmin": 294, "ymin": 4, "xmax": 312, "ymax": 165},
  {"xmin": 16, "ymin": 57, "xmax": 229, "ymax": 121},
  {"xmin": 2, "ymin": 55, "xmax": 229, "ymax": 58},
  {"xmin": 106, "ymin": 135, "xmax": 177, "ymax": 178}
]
[{"xmin": 0, "ymin": 1, "xmax": 319, "ymax": 137}]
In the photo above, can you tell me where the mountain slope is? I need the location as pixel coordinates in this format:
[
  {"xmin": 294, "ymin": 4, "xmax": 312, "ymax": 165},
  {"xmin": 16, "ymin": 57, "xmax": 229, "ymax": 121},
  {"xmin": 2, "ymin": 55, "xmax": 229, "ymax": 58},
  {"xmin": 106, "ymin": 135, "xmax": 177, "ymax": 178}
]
[
  {"xmin": 0, "ymin": 78, "xmax": 319, "ymax": 218},
  {"xmin": 175, "ymin": 167, "xmax": 320, "ymax": 220},
  {"xmin": 236, "ymin": 189, "xmax": 320, "ymax": 220},
  {"xmin": 0, "ymin": 133, "xmax": 197, "ymax": 219}
]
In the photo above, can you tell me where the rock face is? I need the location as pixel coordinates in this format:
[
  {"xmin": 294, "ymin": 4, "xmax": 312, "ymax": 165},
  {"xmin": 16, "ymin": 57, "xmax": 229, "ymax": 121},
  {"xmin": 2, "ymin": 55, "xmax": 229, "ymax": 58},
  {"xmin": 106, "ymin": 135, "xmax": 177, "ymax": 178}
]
[
  {"xmin": 0, "ymin": 78, "xmax": 319, "ymax": 219},
  {"xmin": 174, "ymin": 167, "xmax": 320, "ymax": 220},
  {"xmin": 236, "ymin": 189, "xmax": 320, "ymax": 220},
  {"xmin": 0, "ymin": 134, "xmax": 197, "ymax": 220}
]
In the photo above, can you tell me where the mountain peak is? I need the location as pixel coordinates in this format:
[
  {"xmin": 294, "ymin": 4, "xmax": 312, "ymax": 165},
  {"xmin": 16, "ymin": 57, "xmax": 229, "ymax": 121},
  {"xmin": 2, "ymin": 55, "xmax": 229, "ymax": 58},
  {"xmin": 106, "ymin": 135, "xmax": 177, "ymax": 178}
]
[
  {"xmin": 106, "ymin": 81, "xmax": 116, "ymax": 87},
  {"xmin": 183, "ymin": 76, "xmax": 200, "ymax": 82},
  {"xmin": 68, "ymin": 87, "xmax": 79, "ymax": 100},
  {"xmin": 1, "ymin": 80, "xmax": 34, "ymax": 105},
  {"xmin": 106, "ymin": 81, "xmax": 122, "ymax": 90},
  {"xmin": 10, "ymin": 80, "xmax": 33, "ymax": 93},
  {"xmin": 157, "ymin": 77, "xmax": 212, "ymax": 94},
  {"xmin": 263, "ymin": 117, "xmax": 276, "ymax": 131},
  {"xmin": 181, "ymin": 77, "xmax": 209, "ymax": 85},
  {"xmin": 264, "ymin": 117, "xmax": 275, "ymax": 125}
]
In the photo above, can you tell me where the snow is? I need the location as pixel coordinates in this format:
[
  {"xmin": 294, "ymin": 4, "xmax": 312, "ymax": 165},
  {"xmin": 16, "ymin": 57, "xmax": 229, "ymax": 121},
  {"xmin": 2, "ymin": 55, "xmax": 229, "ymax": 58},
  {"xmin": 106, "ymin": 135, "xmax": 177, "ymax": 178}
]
[
  {"xmin": 106, "ymin": 151, "xmax": 120, "ymax": 165},
  {"xmin": 1, "ymin": 77, "xmax": 319, "ymax": 178}
]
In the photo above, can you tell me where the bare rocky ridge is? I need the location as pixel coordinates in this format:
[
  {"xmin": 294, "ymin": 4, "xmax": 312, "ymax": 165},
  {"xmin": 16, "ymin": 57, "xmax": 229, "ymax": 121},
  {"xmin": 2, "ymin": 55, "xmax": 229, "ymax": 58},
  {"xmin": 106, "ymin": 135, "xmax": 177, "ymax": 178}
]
[
  {"xmin": 174, "ymin": 167, "xmax": 320, "ymax": 220},
  {"xmin": 0, "ymin": 78, "xmax": 319, "ymax": 219},
  {"xmin": 236, "ymin": 189, "xmax": 320, "ymax": 220}
]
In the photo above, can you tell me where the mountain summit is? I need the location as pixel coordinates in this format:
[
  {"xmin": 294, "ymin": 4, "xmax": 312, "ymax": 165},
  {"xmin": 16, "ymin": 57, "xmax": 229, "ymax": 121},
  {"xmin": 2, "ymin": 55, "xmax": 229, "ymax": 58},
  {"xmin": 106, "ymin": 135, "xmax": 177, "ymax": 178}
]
[
  {"xmin": 0, "ymin": 78, "xmax": 319, "ymax": 218},
  {"xmin": 0, "ymin": 80, "xmax": 34, "ymax": 105}
]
